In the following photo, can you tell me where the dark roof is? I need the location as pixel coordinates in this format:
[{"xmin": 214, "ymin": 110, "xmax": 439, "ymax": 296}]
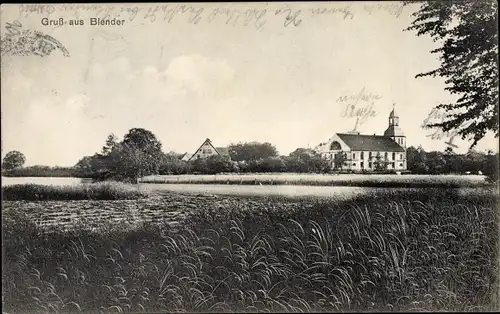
[
  {"xmin": 384, "ymin": 125, "xmax": 405, "ymax": 137},
  {"xmin": 337, "ymin": 133, "xmax": 405, "ymax": 152},
  {"xmin": 216, "ymin": 147, "xmax": 230, "ymax": 156}
]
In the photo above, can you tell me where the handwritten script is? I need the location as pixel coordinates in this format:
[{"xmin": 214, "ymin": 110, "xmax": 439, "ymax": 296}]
[
  {"xmin": 421, "ymin": 108, "xmax": 473, "ymax": 149},
  {"xmin": 14, "ymin": 3, "xmax": 407, "ymax": 30},
  {"xmin": 337, "ymin": 87, "xmax": 380, "ymax": 132}
]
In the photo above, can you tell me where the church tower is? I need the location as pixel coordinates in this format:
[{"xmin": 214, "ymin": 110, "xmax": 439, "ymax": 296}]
[{"xmin": 384, "ymin": 103, "xmax": 406, "ymax": 147}]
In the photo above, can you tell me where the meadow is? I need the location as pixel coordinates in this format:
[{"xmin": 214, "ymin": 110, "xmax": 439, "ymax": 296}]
[
  {"xmin": 2, "ymin": 184, "xmax": 499, "ymax": 312},
  {"xmin": 141, "ymin": 173, "xmax": 488, "ymax": 188}
]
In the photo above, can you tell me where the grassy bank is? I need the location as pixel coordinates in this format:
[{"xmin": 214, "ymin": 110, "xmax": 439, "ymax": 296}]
[
  {"xmin": 3, "ymin": 189, "xmax": 498, "ymax": 312},
  {"xmin": 2, "ymin": 166, "xmax": 80, "ymax": 177},
  {"xmin": 141, "ymin": 173, "xmax": 488, "ymax": 188},
  {"xmin": 1, "ymin": 182, "xmax": 148, "ymax": 201}
]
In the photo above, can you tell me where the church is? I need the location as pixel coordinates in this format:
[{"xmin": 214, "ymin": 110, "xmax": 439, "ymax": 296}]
[{"xmin": 314, "ymin": 106, "xmax": 407, "ymax": 171}]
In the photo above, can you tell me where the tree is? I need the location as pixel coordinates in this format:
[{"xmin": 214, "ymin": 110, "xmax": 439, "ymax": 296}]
[
  {"xmin": 123, "ymin": 128, "xmax": 162, "ymax": 151},
  {"xmin": 255, "ymin": 157, "xmax": 287, "ymax": 173},
  {"xmin": 81, "ymin": 128, "xmax": 164, "ymax": 183},
  {"xmin": 109, "ymin": 140, "xmax": 163, "ymax": 183},
  {"xmin": 406, "ymin": 146, "xmax": 429, "ymax": 174},
  {"xmin": 426, "ymin": 151, "xmax": 447, "ymax": 174},
  {"xmin": 373, "ymin": 152, "xmax": 390, "ymax": 172},
  {"xmin": 405, "ymin": 1, "xmax": 498, "ymax": 147},
  {"xmin": 75, "ymin": 154, "xmax": 112, "ymax": 179},
  {"xmin": 2, "ymin": 151, "xmax": 26, "ymax": 170},
  {"xmin": 101, "ymin": 133, "xmax": 118, "ymax": 155},
  {"xmin": 284, "ymin": 148, "xmax": 331, "ymax": 173},
  {"xmin": 204, "ymin": 155, "xmax": 239, "ymax": 174},
  {"xmin": 333, "ymin": 152, "xmax": 347, "ymax": 171},
  {"xmin": 482, "ymin": 151, "xmax": 499, "ymax": 182},
  {"xmin": 228, "ymin": 142, "xmax": 279, "ymax": 161},
  {"xmin": 159, "ymin": 153, "xmax": 190, "ymax": 175}
]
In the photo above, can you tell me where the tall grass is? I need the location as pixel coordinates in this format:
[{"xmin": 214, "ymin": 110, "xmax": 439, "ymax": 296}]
[
  {"xmin": 141, "ymin": 173, "xmax": 488, "ymax": 188},
  {"xmin": 2, "ymin": 182, "xmax": 148, "ymax": 201},
  {"xmin": 2, "ymin": 189, "xmax": 498, "ymax": 312}
]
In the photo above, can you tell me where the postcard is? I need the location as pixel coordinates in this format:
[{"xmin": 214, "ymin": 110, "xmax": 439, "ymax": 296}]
[{"xmin": 2, "ymin": 2, "xmax": 498, "ymax": 313}]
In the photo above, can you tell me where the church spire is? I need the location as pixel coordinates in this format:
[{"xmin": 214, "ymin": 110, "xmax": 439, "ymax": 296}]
[
  {"xmin": 389, "ymin": 103, "xmax": 399, "ymax": 125},
  {"xmin": 384, "ymin": 104, "xmax": 405, "ymax": 147}
]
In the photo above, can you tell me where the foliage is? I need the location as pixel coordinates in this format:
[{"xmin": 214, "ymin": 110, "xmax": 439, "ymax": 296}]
[
  {"xmin": 2, "ymin": 150, "xmax": 26, "ymax": 170},
  {"xmin": 237, "ymin": 157, "xmax": 286, "ymax": 173},
  {"xmin": 406, "ymin": 145, "xmax": 499, "ymax": 182},
  {"xmin": 159, "ymin": 154, "xmax": 191, "ymax": 175},
  {"xmin": 2, "ymin": 165, "xmax": 80, "ymax": 177},
  {"xmin": 373, "ymin": 153, "xmax": 390, "ymax": 172},
  {"xmin": 75, "ymin": 129, "xmax": 164, "ymax": 183},
  {"xmin": 228, "ymin": 142, "xmax": 279, "ymax": 161},
  {"xmin": 1, "ymin": 182, "xmax": 148, "ymax": 201},
  {"xmin": 333, "ymin": 151, "xmax": 347, "ymax": 170},
  {"xmin": 3, "ymin": 189, "xmax": 498, "ymax": 312},
  {"xmin": 108, "ymin": 142, "xmax": 163, "ymax": 183},
  {"xmin": 75, "ymin": 154, "xmax": 112, "ymax": 179},
  {"xmin": 285, "ymin": 148, "xmax": 332, "ymax": 173},
  {"xmin": 190, "ymin": 155, "xmax": 238, "ymax": 174},
  {"xmin": 405, "ymin": 1, "xmax": 499, "ymax": 147}
]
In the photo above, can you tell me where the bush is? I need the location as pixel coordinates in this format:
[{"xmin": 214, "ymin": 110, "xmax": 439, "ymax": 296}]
[
  {"xmin": 239, "ymin": 157, "xmax": 287, "ymax": 173},
  {"xmin": 189, "ymin": 155, "xmax": 238, "ymax": 174},
  {"xmin": 1, "ymin": 182, "xmax": 149, "ymax": 201},
  {"xmin": 159, "ymin": 159, "xmax": 191, "ymax": 175}
]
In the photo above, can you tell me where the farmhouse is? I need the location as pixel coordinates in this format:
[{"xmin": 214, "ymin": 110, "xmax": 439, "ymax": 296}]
[
  {"xmin": 315, "ymin": 107, "xmax": 407, "ymax": 171},
  {"xmin": 183, "ymin": 138, "xmax": 231, "ymax": 161}
]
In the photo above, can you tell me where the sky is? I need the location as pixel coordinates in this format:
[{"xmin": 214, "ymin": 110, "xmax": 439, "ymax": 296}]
[{"xmin": 1, "ymin": 2, "xmax": 498, "ymax": 166}]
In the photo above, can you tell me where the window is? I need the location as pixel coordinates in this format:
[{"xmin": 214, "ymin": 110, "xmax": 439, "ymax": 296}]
[
  {"xmin": 369, "ymin": 162, "xmax": 372, "ymax": 168},
  {"xmin": 400, "ymin": 154, "xmax": 403, "ymax": 160},
  {"xmin": 353, "ymin": 153, "xmax": 356, "ymax": 159},
  {"xmin": 392, "ymin": 152, "xmax": 395, "ymax": 160},
  {"xmin": 369, "ymin": 152, "xmax": 372, "ymax": 159},
  {"xmin": 384, "ymin": 152, "xmax": 388, "ymax": 159},
  {"xmin": 361, "ymin": 152, "xmax": 364, "ymax": 159},
  {"xmin": 361, "ymin": 162, "xmax": 364, "ymax": 168},
  {"xmin": 330, "ymin": 141, "xmax": 341, "ymax": 150},
  {"xmin": 391, "ymin": 162, "xmax": 395, "ymax": 168},
  {"xmin": 353, "ymin": 163, "xmax": 356, "ymax": 166},
  {"xmin": 400, "ymin": 163, "xmax": 403, "ymax": 167}
]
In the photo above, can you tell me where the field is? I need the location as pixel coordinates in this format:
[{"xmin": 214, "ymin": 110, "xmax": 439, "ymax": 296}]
[
  {"xmin": 141, "ymin": 173, "xmax": 488, "ymax": 188},
  {"xmin": 2, "ymin": 182, "xmax": 499, "ymax": 312}
]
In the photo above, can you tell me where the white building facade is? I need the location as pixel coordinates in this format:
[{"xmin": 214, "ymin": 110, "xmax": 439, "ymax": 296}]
[{"xmin": 315, "ymin": 108, "xmax": 407, "ymax": 171}]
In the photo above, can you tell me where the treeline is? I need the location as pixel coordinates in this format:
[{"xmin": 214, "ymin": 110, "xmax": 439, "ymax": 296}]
[
  {"xmin": 407, "ymin": 146, "xmax": 498, "ymax": 181},
  {"xmin": 2, "ymin": 128, "xmax": 498, "ymax": 183},
  {"xmin": 157, "ymin": 149, "xmax": 331, "ymax": 175}
]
